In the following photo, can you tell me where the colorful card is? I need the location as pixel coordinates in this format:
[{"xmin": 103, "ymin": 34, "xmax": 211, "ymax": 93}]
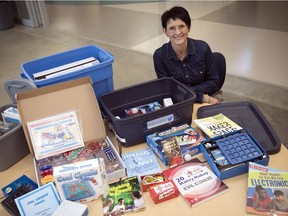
[{"xmin": 27, "ymin": 111, "xmax": 84, "ymax": 160}]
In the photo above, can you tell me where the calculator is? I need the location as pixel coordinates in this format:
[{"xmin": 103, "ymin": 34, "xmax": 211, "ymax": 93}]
[{"xmin": 1, "ymin": 185, "xmax": 31, "ymax": 216}]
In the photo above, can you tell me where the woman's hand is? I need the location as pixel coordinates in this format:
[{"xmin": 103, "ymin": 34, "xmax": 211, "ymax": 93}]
[{"xmin": 203, "ymin": 94, "xmax": 220, "ymax": 105}]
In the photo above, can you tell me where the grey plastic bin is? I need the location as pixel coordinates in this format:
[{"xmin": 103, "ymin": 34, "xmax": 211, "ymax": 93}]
[{"xmin": 0, "ymin": 78, "xmax": 36, "ymax": 171}]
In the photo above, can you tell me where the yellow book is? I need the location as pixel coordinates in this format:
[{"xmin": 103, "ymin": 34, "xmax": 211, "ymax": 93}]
[{"xmin": 194, "ymin": 113, "xmax": 242, "ymax": 138}]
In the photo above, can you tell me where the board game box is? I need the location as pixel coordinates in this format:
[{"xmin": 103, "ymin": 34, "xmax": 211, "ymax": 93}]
[
  {"xmin": 146, "ymin": 123, "xmax": 204, "ymax": 166},
  {"xmin": 53, "ymin": 158, "xmax": 109, "ymax": 203}
]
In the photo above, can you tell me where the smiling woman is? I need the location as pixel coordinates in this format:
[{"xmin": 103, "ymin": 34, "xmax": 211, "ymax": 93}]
[{"xmin": 153, "ymin": 6, "xmax": 222, "ymax": 105}]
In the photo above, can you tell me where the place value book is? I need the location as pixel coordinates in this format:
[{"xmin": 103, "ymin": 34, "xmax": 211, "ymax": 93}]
[
  {"xmin": 162, "ymin": 158, "xmax": 229, "ymax": 207},
  {"xmin": 246, "ymin": 162, "xmax": 288, "ymax": 215},
  {"xmin": 122, "ymin": 147, "xmax": 162, "ymax": 177},
  {"xmin": 102, "ymin": 176, "xmax": 145, "ymax": 215},
  {"xmin": 194, "ymin": 113, "xmax": 242, "ymax": 138}
]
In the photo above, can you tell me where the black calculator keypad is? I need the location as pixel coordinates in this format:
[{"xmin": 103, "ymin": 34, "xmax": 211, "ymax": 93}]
[{"xmin": 1, "ymin": 185, "xmax": 31, "ymax": 216}]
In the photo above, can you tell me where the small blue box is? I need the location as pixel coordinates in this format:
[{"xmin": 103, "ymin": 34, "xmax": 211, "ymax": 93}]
[
  {"xmin": 200, "ymin": 129, "xmax": 270, "ymax": 180},
  {"xmin": 21, "ymin": 45, "xmax": 114, "ymax": 100},
  {"xmin": 146, "ymin": 123, "xmax": 204, "ymax": 166}
]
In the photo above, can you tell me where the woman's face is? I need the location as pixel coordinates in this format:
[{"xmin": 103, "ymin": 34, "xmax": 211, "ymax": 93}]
[
  {"xmin": 259, "ymin": 189, "xmax": 268, "ymax": 198},
  {"xmin": 164, "ymin": 18, "xmax": 190, "ymax": 46}
]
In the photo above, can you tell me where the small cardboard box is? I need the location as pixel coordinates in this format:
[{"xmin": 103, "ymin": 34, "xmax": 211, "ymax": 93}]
[
  {"xmin": 140, "ymin": 173, "xmax": 165, "ymax": 192},
  {"xmin": 16, "ymin": 77, "xmax": 125, "ymax": 184},
  {"xmin": 149, "ymin": 180, "xmax": 179, "ymax": 204}
]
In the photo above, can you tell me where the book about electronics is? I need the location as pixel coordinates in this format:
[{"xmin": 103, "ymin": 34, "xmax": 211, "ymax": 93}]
[
  {"xmin": 122, "ymin": 147, "xmax": 162, "ymax": 178},
  {"xmin": 246, "ymin": 162, "xmax": 288, "ymax": 215},
  {"xmin": 146, "ymin": 124, "xmax": 204, "ymax": 166},
  {"xmin": 102, "ymin": 176, "xmax": 145, "ymax": 216},
  {"xmin": 27, "ymin": 110, "xmax": 84, "ymax": 160},
  {"xmin": 54, "ymin": 158, "xmax": 109, "ymax": 203},
  {"xmin": 162, "ymin": 158, "xmax": 229, "ymax": 207},
  {"xmin": 194, "ymin": 113, "xmax": 242, "ymax": 138}
]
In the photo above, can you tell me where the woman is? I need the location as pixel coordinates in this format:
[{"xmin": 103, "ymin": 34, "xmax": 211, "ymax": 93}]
[
  {"xmin": 252, "ymin": 185, "xmax": 272, "ymax": 211},
  {"xmin": 153, "ymin": 6, "xmax": 221, "ymax": 104}
]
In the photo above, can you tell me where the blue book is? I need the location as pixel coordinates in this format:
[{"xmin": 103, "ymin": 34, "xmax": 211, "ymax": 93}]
[
  {"xmin": 15, "ymin": 182, "xmax": 61, "ymax": 216},
  {"xmin": 122, "ymin": 147, "xmax": 162, "ymax": 177}
]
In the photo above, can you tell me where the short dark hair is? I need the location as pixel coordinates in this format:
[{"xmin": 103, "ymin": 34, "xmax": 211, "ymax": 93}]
[
  {"xmin": 132, "ymin": 191, "xmax": 142, "ymax": 199},
  {"xmin": 255, "ymin": 185, "xmax": 264, "ymax": 192},
  {"xmin": 161, "ymin": 6, "xmax": 191, "ymax": 30},
  {"xmin": 274, "ymin": 190, "xmax": 284, "ymax": 196}
]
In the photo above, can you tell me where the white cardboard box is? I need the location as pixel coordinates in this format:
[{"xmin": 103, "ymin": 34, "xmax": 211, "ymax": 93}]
[
  {"xmin": 17, "ymin": 77, "xmax": 126, "ymax": 184},
  {"xmin": 53, "ymin": 158, "xmax": 109, "ymax": 203}
]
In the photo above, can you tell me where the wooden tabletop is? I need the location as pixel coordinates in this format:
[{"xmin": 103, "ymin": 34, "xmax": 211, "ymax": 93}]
[{"xmin": 1, "ymin": 104, "xmax": 287, "ymax": 216}]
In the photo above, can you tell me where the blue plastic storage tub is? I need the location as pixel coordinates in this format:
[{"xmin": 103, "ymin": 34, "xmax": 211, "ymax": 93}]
[{"xmin": 20, "ymin": 45, "xmax": 114, "ymax": 100}]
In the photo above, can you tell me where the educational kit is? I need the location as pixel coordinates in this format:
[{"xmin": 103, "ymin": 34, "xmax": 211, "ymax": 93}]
[{"xmin": 1, "ymin": 45, "xmax": 283, "ymax": 216}]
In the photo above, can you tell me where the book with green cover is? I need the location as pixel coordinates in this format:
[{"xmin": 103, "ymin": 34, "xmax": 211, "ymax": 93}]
[
  {"xmin": 102, "ymin": 176, "xmax": 145, "ymax": 216},
  {"xmin": 193, "ymin": 113, "xmax": 242, "ymax": 138}
]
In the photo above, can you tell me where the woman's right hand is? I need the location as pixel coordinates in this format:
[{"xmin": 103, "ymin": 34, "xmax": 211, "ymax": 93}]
[{"xmin": 203, "ymin": 94, "xmax": 220, "ymax": 105}]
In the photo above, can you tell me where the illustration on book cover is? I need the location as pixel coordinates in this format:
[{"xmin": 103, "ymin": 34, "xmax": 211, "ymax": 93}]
[
  {"xmin": 163, "ymin": 158, "xmax": 229, "ymax": 207},
  {"xmin": 246, "ymin": 162, "xmax": 288, "ymax": 215},
  {"xmin": 122, "ymin": 147, "xmax": 162, "ymax": 177},
  {"xmin": 102, "ymin": 176, "xmax": 145, "ymax": 216}
]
